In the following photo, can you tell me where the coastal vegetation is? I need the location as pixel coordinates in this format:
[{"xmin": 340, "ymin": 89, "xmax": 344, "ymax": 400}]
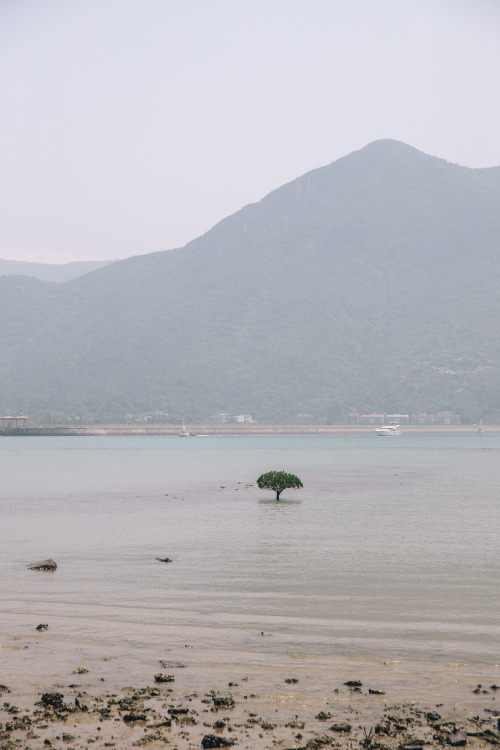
[
  {"xmin": 256, "ymin": 470, "xmax": 303, "ymax": 500},
  {"xmin": 1, "ymin": 140, "xmax": 500, "ymax": 422}
]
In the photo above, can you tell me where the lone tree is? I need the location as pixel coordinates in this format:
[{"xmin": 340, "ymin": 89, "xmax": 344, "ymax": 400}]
[{"xmin": 256, "ymin": 470, "xmax": 303, "ymax": 500}]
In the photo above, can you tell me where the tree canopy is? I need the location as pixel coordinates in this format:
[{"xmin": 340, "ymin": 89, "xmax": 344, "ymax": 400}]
[{"xmin": 256, "ymin": 470, "xmax": 303, "ymax": 500}]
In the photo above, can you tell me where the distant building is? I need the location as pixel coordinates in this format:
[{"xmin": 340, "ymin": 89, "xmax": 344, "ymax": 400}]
[
  {"xmin": 410, "ymin": 413, "xmax": 430, "ymax": 425},
  {"xmin": 409, "ymin": 412, "xmax": 461, "ymax": 425},
  {"xmin": 235, "ymin": 414, "xmax": 253, "ymax": 423},
  {"xmin": 214, "ymin": 413, "xmax": 229, "ymax": 423},
  {"xmin": 1, "ymin": 414, "xmax": 29, "ymax": 428},
  {"xmin": 359, "ymin": 414, "xmax": 385, "ymax": 424},
  {"xmin": 385, "ymin": 414, "xmax": 410, "ymax": 424},
  {"xmin": 434, "ymin": 411, "xmax": 461, "ymax": 425},
  {"xmin": 1, "ymin": 414, "xmax": 29, "ymax": 433}
]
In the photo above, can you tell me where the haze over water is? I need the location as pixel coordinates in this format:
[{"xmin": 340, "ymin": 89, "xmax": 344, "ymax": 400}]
[{"xmin": 1, "ymin": 432, "xmax": 499, "ymax": 698}]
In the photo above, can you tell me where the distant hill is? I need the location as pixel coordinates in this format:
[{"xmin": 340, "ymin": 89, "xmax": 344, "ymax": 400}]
[
  {"xmin": 0, "ymin": 258, "xmax": 116, "ymax": 282},
  {"xmin": 1, "ymin": 139, "xmax": 500, "ymax": 423}
]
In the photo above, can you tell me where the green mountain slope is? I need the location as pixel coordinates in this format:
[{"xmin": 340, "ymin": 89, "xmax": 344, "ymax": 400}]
[{"xmin": 1, "ymin": 139, "xmax": 500, "ymax": 422}]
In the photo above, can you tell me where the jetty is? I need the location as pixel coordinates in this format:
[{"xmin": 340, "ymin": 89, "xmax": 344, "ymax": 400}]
[{"xmin": 1, "ymin": 423, "xmax": 491, "ymax": 436}]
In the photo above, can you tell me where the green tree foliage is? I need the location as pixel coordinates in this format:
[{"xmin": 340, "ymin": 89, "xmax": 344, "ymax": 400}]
[{"xmin": 256, "ymin": 471, "xmax": 303, "ymax": 500}]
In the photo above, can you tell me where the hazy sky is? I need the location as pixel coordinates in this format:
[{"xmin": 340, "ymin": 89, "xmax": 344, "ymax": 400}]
[{"xmin": 1, "ymin": 0, "xmax": 499, "ymax": 263}]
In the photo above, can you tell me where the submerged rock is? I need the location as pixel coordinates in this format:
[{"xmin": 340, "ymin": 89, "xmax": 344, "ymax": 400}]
[
  {"xmin": 27, "ymin": 559, "xmax": 57, "ymax": 571},
  {"xmin": 159, "ymin": 660, "xmax": 187, "ymax": 669}
]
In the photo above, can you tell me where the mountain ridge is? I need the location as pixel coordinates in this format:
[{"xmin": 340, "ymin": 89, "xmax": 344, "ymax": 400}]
[
  {"xmin": 1, "ymin": 139, "xmax": 499, "ymax": 422},
  {"xmin": 0, "ymin": 258, "xmax": 117, "ymax": 283}
]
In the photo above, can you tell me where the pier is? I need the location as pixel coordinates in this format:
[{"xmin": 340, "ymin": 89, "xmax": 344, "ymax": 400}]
[{"xmin": 1, "ymin": 423, "xmax": 489, "ymax": 436}]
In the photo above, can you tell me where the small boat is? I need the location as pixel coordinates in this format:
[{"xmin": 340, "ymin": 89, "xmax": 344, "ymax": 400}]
[
  {"xmin": 178, "ymin": 420, "xmax": 190, "ymax": 437},
  {"xmin": 374, "ymin": 423, "xmax": 400, "ymax": 436}
]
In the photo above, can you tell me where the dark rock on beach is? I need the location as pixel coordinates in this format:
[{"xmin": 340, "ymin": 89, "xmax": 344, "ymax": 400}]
[
  {"xmin": 448, "ymin": 730, "xmax": 468, "ymax": 746},
  {"xmin": 154, "ymin": 673, "xmax": 175, "ymax": 683},
  {"xmin": 330, "ymin": 722, "xmax": 352, "ymax": 733},
  {"xmin": 201, "ymin": 734, "xmax": 235, "ymax": 748},
  {"xmin": 305, "ymin": 735, "xmax": 336, "ymax": 748},
  {"xmin": 426, "ymin": 711, "xmax": 441, "ymax": 722},
  {"xmin": 167, "ymin": 706, "xmax": 190, "ymax": 716},
  {"xmin": 315, "ymin": 711, "xmax": 332, "ymax": 721},
  {"xmin": 75, "ymin": 693, "xmax": 98, "ymax": 712},
  {"xmin": 36, "ymin": 623, "xmax": 48, "ymax": 631},
  {"xmin": 1, "ymin": 675, "xmax": 499, "ymax": 750},
  {"xmin": 5, "ymin": 713, "xmax": 32, "ymax": 732},
  {"xmin": 38, "ymin": 691, "xmax": 77, "ymax": 720},
  {"xmin": 156, "ymin": 556, "xmax": 172, "ymax": 563},
  {"xmin": 122, "ymin": 711, "xmax": 148, "ymax": 722},
  {"xmin": 212, "ymin": 693, "xmax": 235, "ymax": 709},
  {"xmin": 40, "ymin": 692, "xmax": 66, "ymax": 710}
]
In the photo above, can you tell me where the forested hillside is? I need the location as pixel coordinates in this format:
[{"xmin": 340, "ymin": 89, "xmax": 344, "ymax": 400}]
[{"xmin": 1, "ymin": 140, "xmax": 499, "ymax": 423}]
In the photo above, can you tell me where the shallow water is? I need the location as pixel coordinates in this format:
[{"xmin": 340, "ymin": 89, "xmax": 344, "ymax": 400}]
[{"xmin": 1, "ymin": 432, "xmax": 499, "ymax": 698}]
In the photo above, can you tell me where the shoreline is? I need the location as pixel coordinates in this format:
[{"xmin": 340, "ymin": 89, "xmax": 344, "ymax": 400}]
[
  {"xmin": 2, "ymin": 627, "xmax": 500, "ymax": 749},
  {"xmin": 2, "ymin": 659, "xmax": 499, "ymax": 749},
  {"xmin": 2, "ymin": 424, "xmax": 498, "ymax": 437}
]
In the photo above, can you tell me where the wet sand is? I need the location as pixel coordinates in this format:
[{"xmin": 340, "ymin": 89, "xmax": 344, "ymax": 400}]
[{"xmin": 2, "ymin": 628, "xmax": 500, "ymax": 749}]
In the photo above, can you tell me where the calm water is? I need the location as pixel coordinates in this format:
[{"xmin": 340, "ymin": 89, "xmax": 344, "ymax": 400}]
[{"xmin": 1, "ymin": 432, "xmax": 499, "ymax": 689}]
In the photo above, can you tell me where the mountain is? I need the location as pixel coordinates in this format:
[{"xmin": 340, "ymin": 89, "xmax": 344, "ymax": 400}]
[
  {"xmin": 1, "ymin": 139, "xmax": 500, "ymax": 423},
  {"xmin": 0, "ymin": 258, "xmax": 116, "ymax": 282}
]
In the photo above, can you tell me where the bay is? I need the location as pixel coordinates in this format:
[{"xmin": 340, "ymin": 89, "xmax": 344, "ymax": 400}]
[{"xmin": 1, "ymin": 432, "xmax": 499, "ymax": 699}]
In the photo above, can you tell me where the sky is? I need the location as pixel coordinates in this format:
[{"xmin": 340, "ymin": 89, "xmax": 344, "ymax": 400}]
[{"xmin": 1, "ymin": 0, "xmax": 500, "ymax": 264}]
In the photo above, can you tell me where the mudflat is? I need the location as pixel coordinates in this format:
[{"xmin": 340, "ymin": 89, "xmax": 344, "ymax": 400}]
[{"xmin": 2, "ymin": 633, "xmax": 499, "ymax": 750}]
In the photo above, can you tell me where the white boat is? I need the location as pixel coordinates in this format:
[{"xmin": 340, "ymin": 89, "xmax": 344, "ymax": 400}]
[
  {"xmin": 178, "ymin": 420, "xmax": 190, "ymax": 437},
  {"xmin": 374, "ymin": 423, "xmax": 400, "ymax": 436}
]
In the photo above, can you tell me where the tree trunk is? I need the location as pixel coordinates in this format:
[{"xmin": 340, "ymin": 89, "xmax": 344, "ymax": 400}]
[{"xmin": 275, "ymin": 490, "xmax": 281, "ymax": 500}]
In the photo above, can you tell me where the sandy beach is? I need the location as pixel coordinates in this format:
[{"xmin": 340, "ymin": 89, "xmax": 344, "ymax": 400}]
[{"xmin": 2, "ymin": 627, "xmax": 500, "ymax": 750}]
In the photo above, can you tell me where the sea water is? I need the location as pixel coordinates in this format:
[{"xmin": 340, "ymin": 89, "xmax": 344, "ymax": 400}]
[{"xmin": 1, "ymin": 432, "xmax": 499, "ymax": 699}]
